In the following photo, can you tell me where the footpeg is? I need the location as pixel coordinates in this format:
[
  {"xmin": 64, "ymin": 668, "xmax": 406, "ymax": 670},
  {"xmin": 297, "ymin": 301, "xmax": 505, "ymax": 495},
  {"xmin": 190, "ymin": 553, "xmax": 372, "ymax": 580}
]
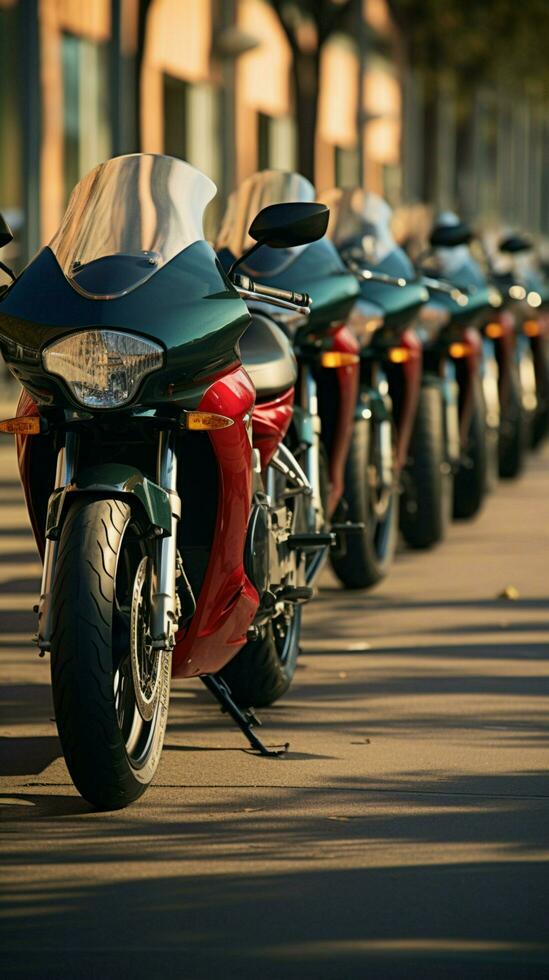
[
  {"xmin": 331, "ymin": 521, "xmax": 365, "ymax": 537},
  {"xmin": 201, "ymin": 674, "xmax": 289, "ymax": 757},
  {"xmin": 276, "ymin": 585, "xmax": 313, "ymax": 604},
  {"xmin": 287, "ymin": 532, "xmax": 333, "ymax": 551}
]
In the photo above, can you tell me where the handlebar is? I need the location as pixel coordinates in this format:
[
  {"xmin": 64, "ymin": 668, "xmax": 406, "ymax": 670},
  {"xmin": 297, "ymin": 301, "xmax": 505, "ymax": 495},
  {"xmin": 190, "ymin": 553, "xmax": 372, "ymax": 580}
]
[
  {"xmin": 232, "ymin": 273, "xmax": 311, "ymax": 315},
  {"xmin": 421, "ymin": 275, "xmax": 469, "ymax": 306},
  {"xmin": 345, "ymin": 258, "xmax": 407, "ymax": 288}
]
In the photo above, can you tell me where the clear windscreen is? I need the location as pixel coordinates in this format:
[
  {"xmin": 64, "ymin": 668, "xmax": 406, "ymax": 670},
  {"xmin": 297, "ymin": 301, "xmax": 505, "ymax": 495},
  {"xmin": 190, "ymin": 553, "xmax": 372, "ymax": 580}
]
[
  {"xmin": 49, "ymin": 154, "xmax": 217, "ymax": 299},
  {"xmin": 322, "ymin": 188, "xmax": 396, "ymax": 265},
  {"xmin": 216, "ymin": 170, "xmax": 316, "ymax": 258}
]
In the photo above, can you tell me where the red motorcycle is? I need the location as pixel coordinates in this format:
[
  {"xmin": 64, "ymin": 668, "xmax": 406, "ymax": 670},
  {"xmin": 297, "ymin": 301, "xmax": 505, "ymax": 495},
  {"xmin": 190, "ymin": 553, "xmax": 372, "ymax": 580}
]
[{"xmin": 0, "ymin": 154, "xmax": 330, "ymax": 808}]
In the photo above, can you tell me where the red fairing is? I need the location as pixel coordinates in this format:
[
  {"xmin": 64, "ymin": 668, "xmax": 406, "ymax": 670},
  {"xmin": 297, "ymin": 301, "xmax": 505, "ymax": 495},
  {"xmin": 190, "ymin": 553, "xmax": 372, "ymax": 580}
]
[
  {"xmin": 15, "ymin": 390, "xmax": 45, "ymax": 558},
  {"xmin": 252, "ymin": 387, "xmax": 294, "ymax": 469},
  {"xmin": 393, "ymin": 327, "xmax": 422, "ymax": 472},
  {"xmin": 172, "ymin": 366, "xmax": 259, "ymax": 678},
  {"xmin": 326, "ymin": 323, "xmax": 360, "ymax": 515}
]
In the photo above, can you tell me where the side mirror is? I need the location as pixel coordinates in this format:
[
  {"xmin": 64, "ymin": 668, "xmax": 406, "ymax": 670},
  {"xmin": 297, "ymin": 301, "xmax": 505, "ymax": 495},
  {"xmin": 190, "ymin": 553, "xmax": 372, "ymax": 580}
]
[
  {"xmin": 430, "ymin": 221, "xmax": 473, "ymax": 248},
  {"xmin": 0, "ymin": 214, "xmax": 14, "ymax": 249},
  {"xmin": 249, "ymin": 202, "xmax": 329, "ymax": 249},
  {"xmin": 499, "ymin": 233, "xmax": 532, "ymax": 254}
]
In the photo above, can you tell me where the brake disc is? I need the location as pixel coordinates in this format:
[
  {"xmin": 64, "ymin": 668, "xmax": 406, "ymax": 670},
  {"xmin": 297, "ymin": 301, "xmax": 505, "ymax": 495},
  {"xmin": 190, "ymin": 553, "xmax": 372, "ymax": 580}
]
[{"xmin": 130, "ymin": 556, "xmax": 161, "ymax": 721}]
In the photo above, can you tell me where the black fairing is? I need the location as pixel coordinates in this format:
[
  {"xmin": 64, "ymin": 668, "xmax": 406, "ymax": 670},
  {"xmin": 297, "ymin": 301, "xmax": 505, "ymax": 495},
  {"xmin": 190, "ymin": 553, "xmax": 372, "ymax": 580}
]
[{"xmin": 0, "ymin": 241, "xmax": 249, "ymax": 409}]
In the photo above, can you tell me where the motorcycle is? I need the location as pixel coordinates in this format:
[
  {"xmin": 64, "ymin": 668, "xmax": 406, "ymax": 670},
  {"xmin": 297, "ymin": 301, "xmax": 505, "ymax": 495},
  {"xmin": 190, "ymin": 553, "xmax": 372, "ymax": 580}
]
[
  {"xmin": 0, "ymin": 153, "xmax": 330, "ymax": 809},
  {"xmin": 418, "ymin": 214, "xmax": 504, "ymax": 518},
  {"xmin": 216, "ymin": 171, "xmax": 363, "ymax": 593},
  {"xmin": 326, "ymin": 192, "xmax": 459, "ymax": 551},
  {"xmin": 494, "ymin": 233, "xmax": 549, "ymax": 451},
  {"xmin": 322, "ymin": 188, "xmax": 430, "ymax": 571}
]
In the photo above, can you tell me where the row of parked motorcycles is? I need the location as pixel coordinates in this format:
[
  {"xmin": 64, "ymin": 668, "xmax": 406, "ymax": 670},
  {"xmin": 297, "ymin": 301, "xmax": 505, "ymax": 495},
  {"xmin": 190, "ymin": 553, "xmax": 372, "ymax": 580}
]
[{"xmin": 0, "ymin": 154, "xmax": 547, "ymax": 809}]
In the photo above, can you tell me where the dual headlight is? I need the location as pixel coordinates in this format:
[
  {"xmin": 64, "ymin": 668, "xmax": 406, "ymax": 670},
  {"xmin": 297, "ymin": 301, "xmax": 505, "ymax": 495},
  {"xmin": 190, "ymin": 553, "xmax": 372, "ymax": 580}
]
[{"xmin": 43, "ymin": 330, "xmax": 163, "ymax": 409}]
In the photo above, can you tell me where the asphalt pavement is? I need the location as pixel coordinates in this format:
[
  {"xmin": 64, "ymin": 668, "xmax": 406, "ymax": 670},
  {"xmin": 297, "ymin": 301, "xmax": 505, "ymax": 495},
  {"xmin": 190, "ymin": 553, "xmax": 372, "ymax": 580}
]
[{"xmin": 1, "ymin": 435, "xmax": 549, "ymax": 980}]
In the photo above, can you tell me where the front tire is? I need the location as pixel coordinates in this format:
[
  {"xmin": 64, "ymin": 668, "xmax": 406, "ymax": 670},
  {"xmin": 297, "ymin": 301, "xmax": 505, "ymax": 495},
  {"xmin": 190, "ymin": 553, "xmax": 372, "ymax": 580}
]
[
  {"xmin": 400, "ymin": 383, "xmax": 452, "ymax": 549},
  {"xmin": 50, "ymin": 498, "xmax": 171, "ymax": 810},
  {"xmin": 331, "ymin": 416, "xmax": 398, "ymax": 589},
  {"xmin": 453, "ymin": 379, "xmax": 489, "ymax": 519},
  {"xmin": 498, "ymin": 364, "xmax": 527, "ymax": 479}
]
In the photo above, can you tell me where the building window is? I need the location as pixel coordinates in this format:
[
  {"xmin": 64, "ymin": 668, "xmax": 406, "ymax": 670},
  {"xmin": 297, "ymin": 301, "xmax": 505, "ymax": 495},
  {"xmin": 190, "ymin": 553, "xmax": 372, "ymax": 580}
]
[
  {"xmin": 163, "ymin": 75, "xmax": 222, "ymax": 238},
  {"xmin": 62, "ymin": 32, "xmax": 111, "ymax": 204},
  {"xmin": 335, "ymin": 145, "xmax": 360, "ymax": 188},
  {"xmin": 257, "ymin": 112, "xmax": 296, "ymax": 171},
  {"xmin": 0, "ymin": 3, "xmax": 23, "ymax": 268}
]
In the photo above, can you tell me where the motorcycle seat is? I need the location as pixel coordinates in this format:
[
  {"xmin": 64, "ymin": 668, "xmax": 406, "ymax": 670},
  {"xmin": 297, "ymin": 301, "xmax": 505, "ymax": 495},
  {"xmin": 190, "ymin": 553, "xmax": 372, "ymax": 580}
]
[{"xmin": 239, "ymin": 313, "xmax": 298, "ymax": 400}]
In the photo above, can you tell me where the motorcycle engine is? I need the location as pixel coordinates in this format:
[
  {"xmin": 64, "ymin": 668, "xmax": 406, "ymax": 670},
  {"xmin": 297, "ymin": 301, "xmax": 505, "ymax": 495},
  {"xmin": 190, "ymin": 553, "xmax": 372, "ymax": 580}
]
[{"xmin": 244, "ymin": 492, "xmax": 296, "ymax": 610}]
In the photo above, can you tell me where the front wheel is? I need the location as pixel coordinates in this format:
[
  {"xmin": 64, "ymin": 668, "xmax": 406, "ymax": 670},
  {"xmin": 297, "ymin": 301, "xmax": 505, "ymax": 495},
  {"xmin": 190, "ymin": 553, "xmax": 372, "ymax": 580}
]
[
  {"xmin": 330, "ymin": 416, "xmax": 398, "ymax": 589},
  {"xmin": 50, "ymin": 498, "xmax": 171, "ymax": 809},
  {"xmin": 400, "ymin": 383, "xmax": 452, "ymax": 549},
  {"xmin": 453, "ymin": 379, "xmax": 489, "ymax": 520},
  {"xmin": 498, "ymin": 363, "xmax": 527, "ymax": 479}
]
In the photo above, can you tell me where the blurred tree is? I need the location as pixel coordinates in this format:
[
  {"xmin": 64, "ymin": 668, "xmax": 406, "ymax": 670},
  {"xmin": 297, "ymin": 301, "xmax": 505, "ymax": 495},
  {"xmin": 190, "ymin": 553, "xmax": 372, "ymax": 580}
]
[
  {"xmin": 269, "ymin": 0, "xmax": 356, "ymax": 181},
  {"xmin": 387, "ymin": 0, "xmax": 549, "ymax": 90},
  {"xmin": 388, "ymin": 0, "xmax": 549, "ymax": 208}
]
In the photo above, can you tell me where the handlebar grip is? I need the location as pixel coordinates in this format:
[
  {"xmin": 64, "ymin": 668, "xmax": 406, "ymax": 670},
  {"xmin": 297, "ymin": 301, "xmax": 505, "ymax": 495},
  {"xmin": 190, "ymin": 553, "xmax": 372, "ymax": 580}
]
[
  {"xmin": 232, "ymin": 273, "xmax": 311, "ymax": 309},
  {"xmin": 254, "ymin": 281, "xmax": 311, "ymax": 307}
]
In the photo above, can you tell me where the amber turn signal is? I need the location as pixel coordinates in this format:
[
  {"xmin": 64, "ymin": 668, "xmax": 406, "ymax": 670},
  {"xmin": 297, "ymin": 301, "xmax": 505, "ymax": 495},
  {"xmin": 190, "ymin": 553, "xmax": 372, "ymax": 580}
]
[
  {"xmin": 320, "ymin": 351, "xmax": 360, "ymax": 368},
  {"xmin": 485, "ymin": 322, "xmax": 504, "ymax": 339},
  {"xmin": 0, "ymin": 416, "xmax": 42, "ymax": 435},
  {"xmin": 387, "ymin": 346, "xmax": 411, "ymax": 364},
  {"xmin": 523, "ymin": 320, "xmax": 541, "ymax": 338},
  {"xmin": 449, "ymin": 342, "xmax": 473, "ymax": 359},
  {"xmin": 182, "ymin": 411, "xmax": 234, "ymax": 431}
]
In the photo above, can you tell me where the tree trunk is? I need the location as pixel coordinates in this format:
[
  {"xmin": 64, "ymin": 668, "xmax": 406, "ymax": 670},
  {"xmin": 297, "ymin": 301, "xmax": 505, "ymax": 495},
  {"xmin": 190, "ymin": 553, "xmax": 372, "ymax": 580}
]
[{"xmin": 292, "ymin": 49, "xmax": 321, "ymax": 182}]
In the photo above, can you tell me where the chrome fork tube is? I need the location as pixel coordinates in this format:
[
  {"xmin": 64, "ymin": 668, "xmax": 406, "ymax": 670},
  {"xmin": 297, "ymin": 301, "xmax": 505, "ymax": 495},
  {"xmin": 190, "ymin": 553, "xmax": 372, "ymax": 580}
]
[
  {"xmin": 300, "ymin": 365, "xmax": 323, "ymax": 530},
  {"xmin": 151, "ymin": 430, "xmax": 180, "ymax": 649},
  {"xmin": 37, "ymin": 432, "xmax": 77, "ymax": 652}
]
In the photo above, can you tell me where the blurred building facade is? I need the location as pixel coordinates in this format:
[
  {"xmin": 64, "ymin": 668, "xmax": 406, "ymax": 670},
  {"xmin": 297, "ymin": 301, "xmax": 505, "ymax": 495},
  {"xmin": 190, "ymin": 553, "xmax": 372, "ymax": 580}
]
[{"xmin": 0, "ymin": 0, "xmax": 547, "ymax": 270}]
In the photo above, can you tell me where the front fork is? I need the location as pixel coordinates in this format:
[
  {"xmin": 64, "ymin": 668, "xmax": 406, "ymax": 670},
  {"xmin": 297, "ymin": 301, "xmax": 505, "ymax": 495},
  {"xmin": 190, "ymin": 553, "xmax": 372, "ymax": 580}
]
[
  {"xmin": 36, "ymin": 429, "xmax": 180, "ymax": 654},
  {"xmin": 299, "ymin": 364, "xmax": 325, "ymax": 532},
  {"xmin": 151, "ymin": 431, "xmax": 179, "ymax": 650},
  {"xmin": 441, "ymin": 361, "xmax": 461, "ymax": 468},
  {"xmin": 361, "ymin": 369, "xmax": 394, "ymax": 491},
  {"xmin": 37, "ymin": 432, "xmax": 77, "ymax": 652},
  {"xmin": 482, "ymin": 337, "xmax": 501, "ymax": 432}
]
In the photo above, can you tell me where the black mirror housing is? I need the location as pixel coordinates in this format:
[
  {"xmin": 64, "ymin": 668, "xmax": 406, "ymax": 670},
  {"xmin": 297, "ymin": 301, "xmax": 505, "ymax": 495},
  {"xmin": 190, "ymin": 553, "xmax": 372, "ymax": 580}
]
[
  {"xmin": 248, "ymin": 202, "xmax": 329, "ymax": 249},
  {"xmin": 499, "ymin": 233, "xmax": 532, "ymax": 254},
  {"xmin": 0, "ymin": 214, "xmax": 13, "ymax": 249},
  {"xmin": 430, "ymin": 221, "xmax": 473, "ymax": 249}
]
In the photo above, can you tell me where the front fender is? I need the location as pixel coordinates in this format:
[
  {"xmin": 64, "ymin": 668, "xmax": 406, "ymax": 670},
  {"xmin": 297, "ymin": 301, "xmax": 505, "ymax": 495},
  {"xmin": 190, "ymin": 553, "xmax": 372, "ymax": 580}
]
[{"xmin": 46, "ymin": 463, "xmax": 175, "ymax": 540}]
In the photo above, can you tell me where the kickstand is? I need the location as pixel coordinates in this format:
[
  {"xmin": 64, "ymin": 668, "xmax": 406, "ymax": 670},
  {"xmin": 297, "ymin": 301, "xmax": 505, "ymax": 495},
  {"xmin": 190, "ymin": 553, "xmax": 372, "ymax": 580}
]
[{"xmin": 201, "ymin": 674, "xmax": 289, "ymax": 757}]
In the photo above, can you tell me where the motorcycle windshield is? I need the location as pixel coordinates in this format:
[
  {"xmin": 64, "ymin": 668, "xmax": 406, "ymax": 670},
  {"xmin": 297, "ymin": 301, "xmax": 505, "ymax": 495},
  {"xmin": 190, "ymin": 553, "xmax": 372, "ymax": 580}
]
[
  {"xmin": 49, "ymin": 154, "xmax": 217, "ymax": 299},
  {"xmin": 322, "ymin": 188, "xmax": 396, "ymax": 265},
  {"xmin": 216, "ymin": 170, "xmax": 316, "ymax": 269}
]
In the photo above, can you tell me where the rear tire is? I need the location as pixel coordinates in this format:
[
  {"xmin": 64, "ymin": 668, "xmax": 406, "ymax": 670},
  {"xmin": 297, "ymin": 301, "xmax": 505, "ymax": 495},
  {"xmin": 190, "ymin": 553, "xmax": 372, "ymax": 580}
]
[
  {"xmin": 331, "ymin": 416, "xmax": 398, "ymax": 589},
  {"xmin": 50, "ymin": 498, "xmax": 170, "ymax": 809},
  {"xmin": 453, "ymin": 380, "xmax": 488, "ymax": 519},
  {"xmin": 400, "ymin": 383, "xmax": 452, "ymax": 549},
  {"xmin": 217, "ymin": 608, "xmax": 301, "ymax": 708}
]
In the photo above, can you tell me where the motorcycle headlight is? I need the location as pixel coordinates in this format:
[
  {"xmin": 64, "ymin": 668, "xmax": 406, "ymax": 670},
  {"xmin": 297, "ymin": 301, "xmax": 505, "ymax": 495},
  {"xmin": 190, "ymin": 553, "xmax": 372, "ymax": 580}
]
[{"xmin": 43, "ymin": 330, "xmax": 164, "ymax": 408}]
